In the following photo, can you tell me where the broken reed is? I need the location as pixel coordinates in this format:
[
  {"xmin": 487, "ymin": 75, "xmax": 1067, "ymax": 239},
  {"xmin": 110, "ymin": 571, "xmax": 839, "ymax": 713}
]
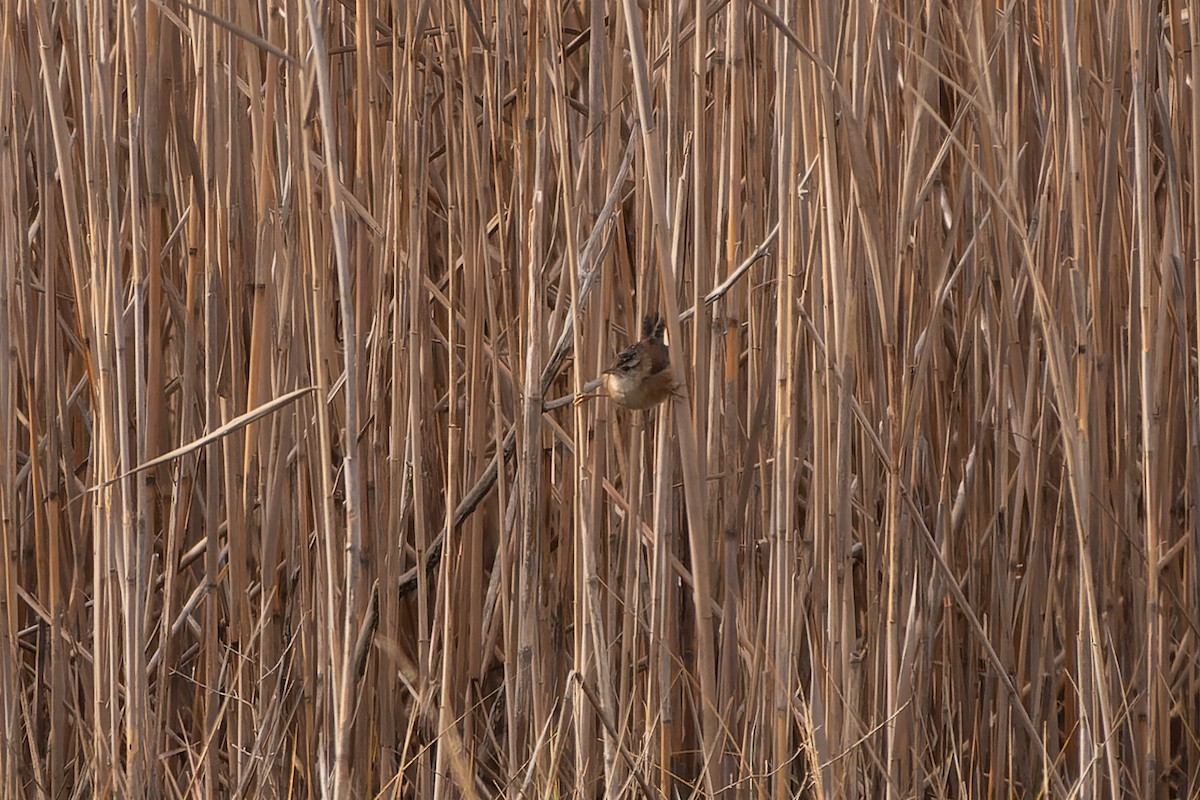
[{"xmin": 1, "ymin": 1, "xmax": 1196, "ymax": 798}]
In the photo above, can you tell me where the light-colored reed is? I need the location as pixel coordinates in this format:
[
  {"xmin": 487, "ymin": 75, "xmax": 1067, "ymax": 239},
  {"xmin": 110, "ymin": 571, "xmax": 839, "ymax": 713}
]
[{"xmin": 2, "ymin": 1, "xmax": 1197, "ymax": 797}]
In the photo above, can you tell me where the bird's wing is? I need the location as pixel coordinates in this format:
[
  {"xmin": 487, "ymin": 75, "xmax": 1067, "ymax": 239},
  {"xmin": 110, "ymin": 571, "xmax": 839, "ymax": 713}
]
[{"xmin": 643, "ymin": 342, "xmax": 670, "ymax": 374}]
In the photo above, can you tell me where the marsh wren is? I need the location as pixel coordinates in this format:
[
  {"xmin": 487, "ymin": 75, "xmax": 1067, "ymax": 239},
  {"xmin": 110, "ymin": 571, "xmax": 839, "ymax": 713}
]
[{"xmin": 602, "ymin": 313, "xmax": 675, "ymax": 409}]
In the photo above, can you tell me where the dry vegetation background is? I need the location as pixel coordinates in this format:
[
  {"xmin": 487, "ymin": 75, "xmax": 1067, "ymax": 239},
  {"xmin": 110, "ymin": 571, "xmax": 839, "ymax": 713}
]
[{"xmin": 2, "ymin": 0, "xmax": 1199, "ymax": 798}]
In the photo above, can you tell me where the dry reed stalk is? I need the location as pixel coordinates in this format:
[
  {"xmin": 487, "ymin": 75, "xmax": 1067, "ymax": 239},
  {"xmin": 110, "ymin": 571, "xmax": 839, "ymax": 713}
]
[{"xmin": 5, "ymin": 1, "xmax": 1200, "ymax": 798}]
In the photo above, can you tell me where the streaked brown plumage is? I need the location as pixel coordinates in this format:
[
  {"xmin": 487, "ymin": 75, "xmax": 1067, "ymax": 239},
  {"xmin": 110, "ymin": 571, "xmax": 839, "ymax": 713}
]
[{"xmin": 602, "ymin": 313, "xmax": 674, "ymax": 409}]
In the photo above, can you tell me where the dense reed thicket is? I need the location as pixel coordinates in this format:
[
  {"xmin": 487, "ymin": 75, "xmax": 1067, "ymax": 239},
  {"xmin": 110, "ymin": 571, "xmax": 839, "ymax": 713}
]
[{"xmin": 3, "ymin": 1, "xmax": 1199, "ymax": 797}]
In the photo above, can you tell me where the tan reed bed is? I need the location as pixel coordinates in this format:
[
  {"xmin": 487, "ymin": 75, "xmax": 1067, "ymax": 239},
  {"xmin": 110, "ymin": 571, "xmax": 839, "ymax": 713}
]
[{"xmin": 1, "ymin": 1, "xmax": 1198, "ymax": 797}]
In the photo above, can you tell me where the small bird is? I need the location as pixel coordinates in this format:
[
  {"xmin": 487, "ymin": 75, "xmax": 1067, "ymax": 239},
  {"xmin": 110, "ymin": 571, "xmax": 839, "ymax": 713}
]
[{"xmin": 602, "ymin": 312, "xmax": 675, "ymax": 409}]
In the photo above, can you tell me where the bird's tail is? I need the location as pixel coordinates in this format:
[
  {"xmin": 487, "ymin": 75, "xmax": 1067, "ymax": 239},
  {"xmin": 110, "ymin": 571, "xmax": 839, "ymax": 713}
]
[{"xmin": 642, "ymin": 312, "xmax": 665, "ymax": 342}]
